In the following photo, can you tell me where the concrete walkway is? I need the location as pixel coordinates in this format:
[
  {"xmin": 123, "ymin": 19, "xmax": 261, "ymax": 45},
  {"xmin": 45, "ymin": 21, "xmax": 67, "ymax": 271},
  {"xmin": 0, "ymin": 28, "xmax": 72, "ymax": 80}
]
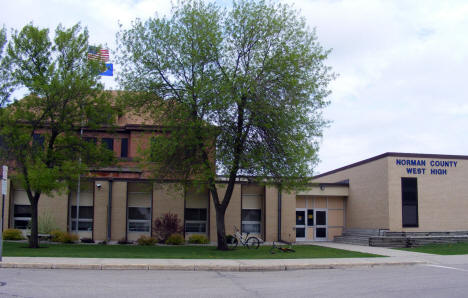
[{"xmin": 1, "ymin": 242, "xmax": 465, "ymax": 271}]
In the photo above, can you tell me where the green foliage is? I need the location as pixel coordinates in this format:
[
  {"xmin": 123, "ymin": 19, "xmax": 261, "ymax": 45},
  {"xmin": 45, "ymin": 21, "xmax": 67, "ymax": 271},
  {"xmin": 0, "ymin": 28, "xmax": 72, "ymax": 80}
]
[
  {"xmin": 50, "ymin": 230, "xmax": 66, "ymax": 242},
  {"xmin": 0, "ymin": 23, "xmax": 116, "ymax": 248},
  {"xmin": 3, "ymin": 229, "xmax": 24, "ymax": 240},
  {"xmin": 188, "ymin": 234, "xmax": 209, "ymax": 244},
  {"xmin": 165, "ymin": 233, "xmax": 185, "ymax": 245},
  {"xmin": 38, "ymin": 210, "xmax": 59, "ymax": 234},
  {"xmin": 60, "ymin": 233, "xmax": 79, "ymax": 244},
  {"xmin": 136, "ymin": 235, "xmax": 158, "ymax": 246},
  {"xmin": 117, "ymin": 0, "xmax": 334, "ymax": 249},
  {"xmin": 152, "ymin": 213, "xmax": 184, "ymax": 243}
]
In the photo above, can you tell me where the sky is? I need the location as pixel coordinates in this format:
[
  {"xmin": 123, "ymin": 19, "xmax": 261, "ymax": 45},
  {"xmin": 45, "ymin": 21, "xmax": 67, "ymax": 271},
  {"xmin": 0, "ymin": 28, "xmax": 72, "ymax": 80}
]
[{"xmin": 2, "ymin": 0, "xmax": 468, "ymax": 174}]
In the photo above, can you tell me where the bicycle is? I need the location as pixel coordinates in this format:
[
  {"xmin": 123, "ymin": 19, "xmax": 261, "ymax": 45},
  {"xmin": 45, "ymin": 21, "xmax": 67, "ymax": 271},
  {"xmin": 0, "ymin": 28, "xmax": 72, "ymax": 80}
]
[
  {"xmin": 269, "ymin": 240, "xmax": 295, "ymax": 254},
  {"xmin": 226, "ymin": 226, "xmax": 261, "ymax": 249}
]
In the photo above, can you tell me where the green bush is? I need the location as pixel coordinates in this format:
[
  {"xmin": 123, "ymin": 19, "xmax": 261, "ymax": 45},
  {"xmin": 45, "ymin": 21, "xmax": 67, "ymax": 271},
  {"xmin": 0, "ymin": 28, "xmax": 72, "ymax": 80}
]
[
  {"xmin": 3, "ymin": 229, "xmax": 24, "ymax": 240},
  {"xmin": 50, "ymin": 230, "xmax": 78, "ymax": 243},
  {"xmin": 188, "ymin": 234, "xmax": 209, "ymax": 244},
  {"xmin": 60, "ymin": 233, "xmax": 79, "ymax": 244},
  {"xmin": 50, "ymin": 230, "xmax": 66, "ymax": 242},
  {"xmin": 137, "ymin": 235, "xmax": 157, "ymax": 246},
  {"xmin": 165, "ymin": 233, "xmax": 185, "ymax": 245},
  {"xmin": 38, "ymin": 211, "xmax": 59, "ymax": 234}
]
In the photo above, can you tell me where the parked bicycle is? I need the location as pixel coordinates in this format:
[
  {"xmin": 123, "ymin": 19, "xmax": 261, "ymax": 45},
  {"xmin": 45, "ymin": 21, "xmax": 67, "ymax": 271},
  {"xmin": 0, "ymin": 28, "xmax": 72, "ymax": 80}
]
[
  {"xmin": 227, "ymin": 226, "xmax": 261, "ymax": 249},
  {"xmin": 269, "ymin": 240, "xmax": 295, "ymax": 254}
]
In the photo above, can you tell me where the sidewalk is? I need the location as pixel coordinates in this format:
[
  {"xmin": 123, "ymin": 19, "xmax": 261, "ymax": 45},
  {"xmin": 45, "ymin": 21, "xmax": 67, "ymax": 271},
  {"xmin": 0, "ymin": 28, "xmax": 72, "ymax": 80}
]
[{"xmin": 2, "ymin": 242, "xmax": 462, "ymax": 272}]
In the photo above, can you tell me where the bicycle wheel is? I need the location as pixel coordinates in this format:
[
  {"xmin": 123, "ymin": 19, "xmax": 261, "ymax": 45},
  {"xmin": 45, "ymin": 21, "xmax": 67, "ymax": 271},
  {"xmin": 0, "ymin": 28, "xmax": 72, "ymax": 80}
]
[
  {"xmin": 227, "ymin": 237, "xmax": 238, "ymax": 249},
  {"xmin": 246, "ymin": 237, "xmax": 260, "ymax": 249}
]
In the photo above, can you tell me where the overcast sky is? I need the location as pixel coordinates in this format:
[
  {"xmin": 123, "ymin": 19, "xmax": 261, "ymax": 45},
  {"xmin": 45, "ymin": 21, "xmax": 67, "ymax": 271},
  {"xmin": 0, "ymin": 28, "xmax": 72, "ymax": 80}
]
[{"xmin": 2, "ymin": 0, "xmax": 467, "ymax": 174}]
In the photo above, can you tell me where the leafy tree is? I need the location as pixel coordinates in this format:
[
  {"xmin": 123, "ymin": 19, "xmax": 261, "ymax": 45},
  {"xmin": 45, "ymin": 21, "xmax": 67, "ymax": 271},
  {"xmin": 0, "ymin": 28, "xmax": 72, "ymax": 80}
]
[
  {"xmin": 0, "ymin": 23, "xmax": 115, "ymax": 248},
  {"xmin": 117, "ymin": 0, "xmax": 333, "ymax": 250},
  {"xmin": 0, "ymin": 26, "xmax": 13, "ymax": 106}
]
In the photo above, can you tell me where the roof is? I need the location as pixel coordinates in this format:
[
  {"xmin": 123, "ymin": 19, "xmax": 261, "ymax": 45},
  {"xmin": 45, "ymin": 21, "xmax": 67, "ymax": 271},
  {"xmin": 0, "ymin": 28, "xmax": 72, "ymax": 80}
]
[{"xmin": 313, "ymin": 152, "xmax": 468, "ymax": 179}]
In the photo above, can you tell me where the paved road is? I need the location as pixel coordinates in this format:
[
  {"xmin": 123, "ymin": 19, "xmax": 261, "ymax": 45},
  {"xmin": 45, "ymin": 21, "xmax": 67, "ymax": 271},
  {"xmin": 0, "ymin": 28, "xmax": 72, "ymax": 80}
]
[{"xmin": 1, "ymin": 264, "xmax": 468, "ymax": 298}]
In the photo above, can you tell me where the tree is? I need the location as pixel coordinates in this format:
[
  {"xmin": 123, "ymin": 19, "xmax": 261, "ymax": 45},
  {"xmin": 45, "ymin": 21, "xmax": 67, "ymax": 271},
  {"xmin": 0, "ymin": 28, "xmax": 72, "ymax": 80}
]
[
  {"xmin": 117, "ymin": 0, "xmax": 333, "ymax": 250},
  {"xmin": 0, "ymin": 23, "xmax": 115, "ymax": 248},
  {"xmin": 0, "ymin": 26, "xmax": 13, "ymax": 106}
]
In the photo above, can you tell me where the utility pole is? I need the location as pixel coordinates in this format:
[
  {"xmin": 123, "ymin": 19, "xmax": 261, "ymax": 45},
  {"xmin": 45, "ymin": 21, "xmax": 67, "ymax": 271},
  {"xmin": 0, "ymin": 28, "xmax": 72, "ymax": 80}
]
[{"xmin": 0, "ymin": 165, "xmax": 8, "ymax": 261}]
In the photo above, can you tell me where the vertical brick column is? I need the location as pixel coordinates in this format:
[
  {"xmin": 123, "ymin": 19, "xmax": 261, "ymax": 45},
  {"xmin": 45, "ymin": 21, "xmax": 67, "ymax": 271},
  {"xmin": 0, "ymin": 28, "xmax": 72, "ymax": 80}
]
[
  {"xmin": 111, "ymin": 181, "xmax": 127, "ymax": 241},
  {"xmin": 153, "ymin": 183, "xmax": 184, "ymax": 230},
  {"xmin": 264, "ymin": 185, "xmax": 278, "ymax": 242},
  {"xmin": 281, "ymin": 190, "xmax": 296, "ymax": 243},
  {"xmin": 93, "ymin": 180, "xmax": 108, "ymax": 241}
]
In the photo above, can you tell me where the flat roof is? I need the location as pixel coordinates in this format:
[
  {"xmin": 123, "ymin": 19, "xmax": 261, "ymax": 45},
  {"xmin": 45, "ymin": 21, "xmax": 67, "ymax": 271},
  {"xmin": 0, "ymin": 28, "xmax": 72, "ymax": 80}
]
[{"xmin": 313, "ymin": 152, "xmax": 468, "ymax": 179}]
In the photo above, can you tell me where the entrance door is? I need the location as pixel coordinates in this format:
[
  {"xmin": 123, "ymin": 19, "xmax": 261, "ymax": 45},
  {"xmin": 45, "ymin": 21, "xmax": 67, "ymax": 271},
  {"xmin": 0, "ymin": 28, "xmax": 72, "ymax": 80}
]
[
  {"xmin": 295, "ymin": 209, "xmax": 306, "ymax": 240},
  {"xmin": 314, "ymin": 209, "xmax": 327, "ymax": 241}
]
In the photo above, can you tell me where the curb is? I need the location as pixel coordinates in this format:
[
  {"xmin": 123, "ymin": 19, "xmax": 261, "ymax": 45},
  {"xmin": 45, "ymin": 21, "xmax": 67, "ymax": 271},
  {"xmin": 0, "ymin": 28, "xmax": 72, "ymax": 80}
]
[{"xmin": 0, "ymin": 260, "xmax": 426, "ymax": 271}]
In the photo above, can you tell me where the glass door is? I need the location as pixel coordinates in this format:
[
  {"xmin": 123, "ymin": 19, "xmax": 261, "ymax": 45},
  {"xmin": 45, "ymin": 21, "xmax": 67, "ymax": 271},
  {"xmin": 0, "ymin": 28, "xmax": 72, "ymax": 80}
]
[
  {"xmin": 295, "ymin": 209, "xmax": 306, "ymax": 241},
  {"xmin": 314, "ymin": 209, "xmax": 327, "ymax": 241}
]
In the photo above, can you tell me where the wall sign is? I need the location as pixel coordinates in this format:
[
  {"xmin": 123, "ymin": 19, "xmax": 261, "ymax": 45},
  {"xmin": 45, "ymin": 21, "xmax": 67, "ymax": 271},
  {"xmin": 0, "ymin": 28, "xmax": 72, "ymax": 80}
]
[{"xmin": 395, "ymin": 159, "xmax": 457, "ymax": 176}]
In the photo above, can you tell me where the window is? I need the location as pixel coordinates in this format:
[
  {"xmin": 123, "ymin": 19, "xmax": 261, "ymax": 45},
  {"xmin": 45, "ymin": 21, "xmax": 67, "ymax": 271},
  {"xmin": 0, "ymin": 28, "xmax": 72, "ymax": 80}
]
[
  {"xmin": 185, "ymin": 208, "xmax": 207, "ymax": 233},
  {"xmin": 241, "ymin": 209, "xmax": 261, "ymax": 233},
  {"xmin": 307, "ymin": 209, "xmax": 314, "ymax": 226},
  {"xmin": 121, "ymin": 138, "xmax": 128, "ymax": 158},
  {"xmin": 241, "ymin": 190, "xmax": 263, "ymax": 234},
  {"xmin": 127, "ymin": 183, "xmax": 152, "ymax": 233},
  {"xmin": 102, "ymin": 138, "xmax": 114, "ymax": 151},
  {"xmin": 84, "ymin": 137, "xmax": 97, "ymax": 144},
  {"xmin": 71, "ymin": 206, "xmax": 93, "ymax": 231},
  {"xmin": 14, "ymin": 204, "xmax": 31, "ymax": 229},
  {"xmin": 128, "ymin": 207, "xmax": 151, "ymax": 232},
  {"xmin": 32, "ymin": 134, "xmax": 44, "ymax": 149},
  {"xmin": 402, "ymin": 177, "xmax": 418, "ymax": 227}
]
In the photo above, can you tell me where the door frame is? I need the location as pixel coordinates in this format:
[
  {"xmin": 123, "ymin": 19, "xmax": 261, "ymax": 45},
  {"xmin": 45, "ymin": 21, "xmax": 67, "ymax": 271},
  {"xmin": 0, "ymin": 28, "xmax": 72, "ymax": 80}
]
[
  {"xmin": 314, "ymin": 208, "xmax": 328, "ymax": 241},
  {"xmin": 295, "ymin": 208, "xmax": 307, "ymax": 241}
]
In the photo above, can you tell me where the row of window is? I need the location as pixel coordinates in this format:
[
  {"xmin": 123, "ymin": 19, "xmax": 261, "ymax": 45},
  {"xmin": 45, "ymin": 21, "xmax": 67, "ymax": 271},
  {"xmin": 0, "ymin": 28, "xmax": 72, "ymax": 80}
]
[
  {"xmin": 33, "ymin": 134, "xmax": 129, "ymax": 158},
  {"xmin": 13, "ymin": 205, "xmax": 262, "ymax": 235}
]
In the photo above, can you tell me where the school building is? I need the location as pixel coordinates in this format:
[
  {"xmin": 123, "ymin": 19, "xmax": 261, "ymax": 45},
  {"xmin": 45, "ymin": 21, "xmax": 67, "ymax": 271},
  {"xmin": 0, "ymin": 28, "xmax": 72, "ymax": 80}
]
[{"xmin": 2, "ymin": 103, "xmax": 468, "ymax": 244}]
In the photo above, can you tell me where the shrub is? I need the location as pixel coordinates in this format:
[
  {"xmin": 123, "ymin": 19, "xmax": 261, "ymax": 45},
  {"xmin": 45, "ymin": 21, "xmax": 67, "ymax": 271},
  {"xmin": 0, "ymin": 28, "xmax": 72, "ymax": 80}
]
[
  {"xmin": 38, "ymin": 211, "xmax": 59, "ymax": 234},
  {"xmin": 226, "ymin": 234, "xmax": 235, "ymax": 244},
  {"xmin": 50, "ymin": 230, "xmax": 66, "ymax": 242},
  {"xmin": 137, "ymin": 235, "xmax": 157, "ymax": 246},
  {"xmin": 3, "ymin": 229, "xmax": 24, "ymax": 240},
  {"xmin": 188, "ymin": 234, "xmax": 209, "ymax": 244},
  {"xmin": 153, "ymin": 213, "xmax": 183, "ymax": 243},
  {"xmin": 60, "ymin": 233, "xmax": 79, "ymax": 244},
  {"xmin": 80, "ymin": 237, "xmax": 94, "ymax": 244},
  {"xmin": 165, "ymin": 233, "xmax": 184, "ymax": 245}
]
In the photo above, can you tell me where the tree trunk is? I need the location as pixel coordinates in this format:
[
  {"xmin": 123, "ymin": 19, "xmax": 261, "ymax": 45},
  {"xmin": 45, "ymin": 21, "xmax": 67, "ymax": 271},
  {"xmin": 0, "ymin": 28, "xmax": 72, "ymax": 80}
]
[
  {"xmin": 28, "ymin": 198, "xmax": 39, "ymax": 248},
  {"xmin": 215, "ymin": 205, "xmax": 228, "ymax": 250}
]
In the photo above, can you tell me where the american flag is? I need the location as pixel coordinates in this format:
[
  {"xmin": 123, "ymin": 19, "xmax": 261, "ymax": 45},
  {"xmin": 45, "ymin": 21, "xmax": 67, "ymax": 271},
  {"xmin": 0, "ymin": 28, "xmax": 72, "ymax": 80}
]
[{"xmin": 87, "ymin": 46, "xmax": 109, "ymax": 62}]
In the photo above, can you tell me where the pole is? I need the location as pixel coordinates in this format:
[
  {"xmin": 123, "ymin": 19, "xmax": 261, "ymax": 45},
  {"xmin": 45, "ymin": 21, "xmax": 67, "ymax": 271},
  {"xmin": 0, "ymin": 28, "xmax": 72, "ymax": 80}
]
[
  {"xmin": 0, "ymin": 165, "xmax": 8, "ymax": 262},
  {"xmin": 75, "ymin": 127, "xmax": 83, "ymax": 234}
]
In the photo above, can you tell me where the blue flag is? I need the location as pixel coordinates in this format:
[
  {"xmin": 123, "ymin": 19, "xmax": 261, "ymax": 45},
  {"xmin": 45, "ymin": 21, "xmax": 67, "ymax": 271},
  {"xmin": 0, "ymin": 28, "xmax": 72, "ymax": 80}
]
[{"xmin": 100, "ymin": 63, "xmax": 113, "ymax": 76}]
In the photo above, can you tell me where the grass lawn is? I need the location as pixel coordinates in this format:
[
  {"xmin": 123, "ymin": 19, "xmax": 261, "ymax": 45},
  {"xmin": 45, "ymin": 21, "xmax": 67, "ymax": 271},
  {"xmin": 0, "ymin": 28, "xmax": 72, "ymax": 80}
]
[
  {"xmin": 3, "ymin": 241, "xmax": 382, "ymax": 259},
  {"xmin": 398, "ymin": 242, "xmax": 468, "ymax": 255}
]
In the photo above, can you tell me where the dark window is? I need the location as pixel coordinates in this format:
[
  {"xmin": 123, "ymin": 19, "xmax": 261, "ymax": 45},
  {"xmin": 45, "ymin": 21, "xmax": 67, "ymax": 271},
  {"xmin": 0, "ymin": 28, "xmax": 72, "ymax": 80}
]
[
  {"xmin": 14, "ymin": 220, "xmax": 30, "ymax": 229},
  {"xmin": 185, "ymin": 222, "xmax": 206, "ymax": 233},
  {"xmin": 84, "ymin": 137, "xmax": 97, "ymax": 144},
  {"xmin": 307, "ymin": 209, "xmax": 314, "ymax": 226},
  {"xmin": 71, "ymin": 206, "xmax": 93, "ymax": 219},
  {"xmin": 242, "ymin": 209, "xmax": 261, "ymax": 221},
  {"xmin": 316, "ymin": 211, "xmax": 327, "ymax": 226},
  {"xmin": 185, "ymin": 208, "xmax": 207, "ymax": 221},
  {"xmin": 128, "ymin": 207, "xmax": 151, "ymax": 220},
  {"xmin": 316, "ymin": 228, "xmax": 327, "ymax": 238},
  {"xmin": 102, "ymin": 138, "xmax": 114, "ymax": 151},
  {"xmin": 296, "ymin": 227, "xmax": 305, "ymax": 238},
  {"xmin": 14, "ymin": 205, "xmax": 32, "ymax": 217},
  {"xmin": 33, "ymin": 134, "xmax": 44, "ymax": 149},
  {"xmin": 121, "ymin": 138, "xmax": 128, "ymax": 158},
  {"xmin": 71, "ymin": 221, "xmax": 93, "ymax": 231},
  {"xmin": 296, "ymin": 210, "xmax": 305, "ymax": 225},
  {"xmin": 402, "ymin": 177, "xmax": 418, "ymax": 227}
]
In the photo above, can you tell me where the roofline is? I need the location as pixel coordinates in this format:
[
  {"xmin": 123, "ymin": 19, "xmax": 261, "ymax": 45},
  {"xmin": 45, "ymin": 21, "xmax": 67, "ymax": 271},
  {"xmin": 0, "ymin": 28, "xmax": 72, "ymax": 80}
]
[{"xmin": 313, "ymin": 152, "xmax": 468, "ymax": 179}]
